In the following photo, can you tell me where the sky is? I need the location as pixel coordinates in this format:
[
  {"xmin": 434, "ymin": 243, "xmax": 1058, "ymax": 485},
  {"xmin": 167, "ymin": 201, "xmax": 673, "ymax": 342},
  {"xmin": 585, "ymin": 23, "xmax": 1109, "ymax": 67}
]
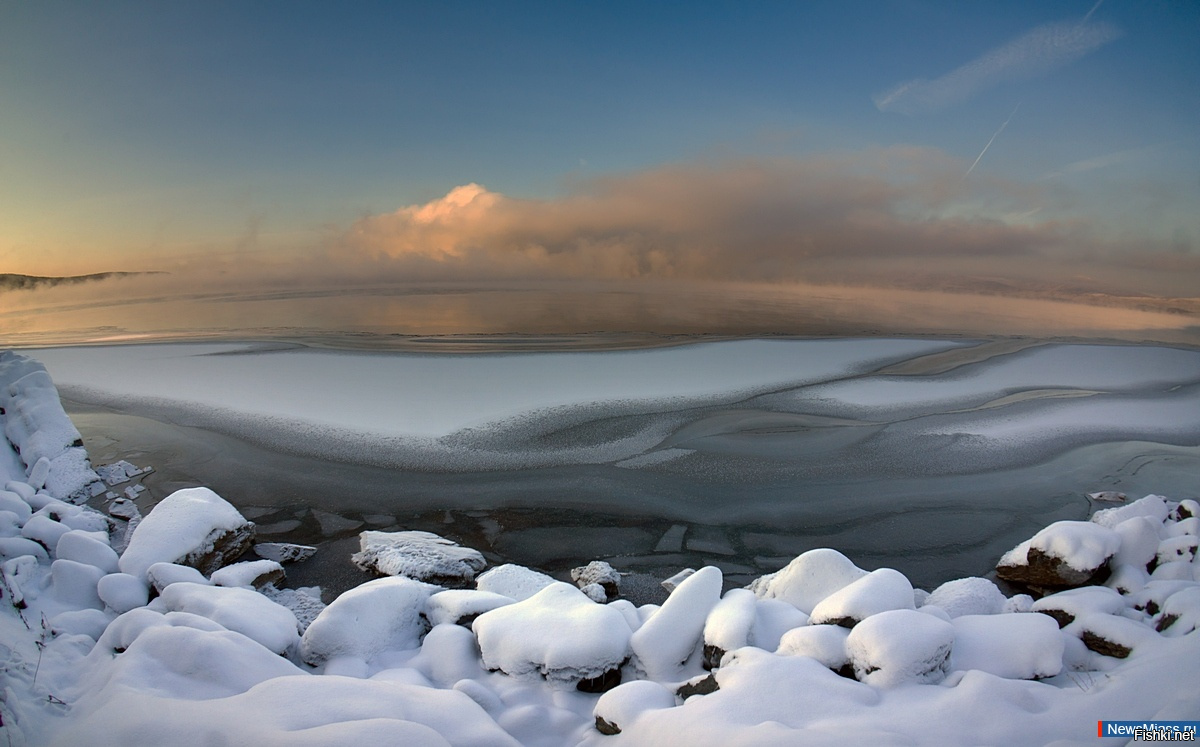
[{"xmin": 1, "ymin": 1, "xmax": 1198, "ymax": 304}]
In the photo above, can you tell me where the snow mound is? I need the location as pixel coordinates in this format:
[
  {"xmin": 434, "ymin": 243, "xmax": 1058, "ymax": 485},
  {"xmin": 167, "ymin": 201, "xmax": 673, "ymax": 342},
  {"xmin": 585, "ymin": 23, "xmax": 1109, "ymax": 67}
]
[
  {"xmin": 210, "ymin": 559, "xmax": 285, "ymax": 589},
  {"xmin": 300, "ymin": 575, "xmax": 438, "ymax": 666},
  {"xmin": 924, "ymin": 577, "xmax": 1007, "ymax": 618},
  {"xmin": 747, "ymin": 548, "xmax": 867, "ymax": 614},
  {"xmin": 775, "ymin": 623, "xmax": 851, "ymax": 671},
  {"xmin": 1031, "ymin": 521, "xmax": 1121, "ymax": 572},
  {"xmin": 593, "ymin": 680, "xmax": 677, "ymax": 735},
  {"xmin": 118, "ymin": 487, "xmax": 254, "ymax": 580},
  {"xmin": 427, "ymin": 589, "xmax": 514, "ymax": 627},
  {"xmin": 1091, "ymin": 494, "xmax": 1170, "ymax": 529},
  {"xmin": 846, "ymin": 608, "xmax": 955, "ymax": 686},
  {"xmin": 475, "ymin": 563, "xmax": 556, "ymax": 601},
  {"xmin": 473, "ymin": 581, "xmax": 632, "ymax": 687},
  {"xmin": 156, "ymin": 581, "xmax": 300, "ymax": 655},
  {"xmin": 631, "ymin": 566, "xmax": 722, "ymax": 681},
  {"xmin": 702, "ymin": 588, "xmax": 758, "ymax": 666},
  {"xmin": 950, "ymin": 613, "xmax": 1064, "ymax": 679},
  {"xmin": 351, "ymin": 530, "xmax": 486, "ymax": 584},
  {"xmin": 809, "ymin": 567, "xmax": 915, "ymax": 627},
  {"xmin": 1033, "ymin": 585, "xmax": 1127, "ymax": 628}
]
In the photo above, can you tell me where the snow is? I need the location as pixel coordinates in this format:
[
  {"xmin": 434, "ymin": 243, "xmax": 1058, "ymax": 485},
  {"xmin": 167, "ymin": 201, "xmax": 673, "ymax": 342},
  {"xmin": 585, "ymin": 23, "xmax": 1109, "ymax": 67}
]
[
  {"xmin": 300, "ymin": 575, "xmax": 438, "ymax": 666},
  {"xmin": 949, "ymin": 613, "xmax": 1064, "ymax": 679},
  {"xmin": 630, "ymin": 566, "xmax": 722, "ymax": 681},
  {"xmin": 210, "ymin": 559, "xmax": 285, "ymax": 588},
  {"xmin": 55, "ymin": 530, "xmax": 119, "ymax": 574},
  {"xmin": 117, "ymin": 486, "xmax": 253, "ymax": 579},
  {"xmin": 923, "ymin": 577, "xmax": 1007, "ymax": 618},
  {"xmin": 475, "ymin": 563, "xmax": 557, "ymax": 601},
  {"xmin": 845, "ymin": 608, "xmax": 956, "ymax": 687},
  {"xmin": 1091, "ymin": 494, "xmax": 1171, "ymax": 529},
  {"xmin": 154, "ymin": 581, "xmax": 300, "ymax": 655},
  {"xmin": 593, "ymin": 680, "xmax": 677, "ymax": 734},
  {"xmin": 351, "ymin": 529, "xmax": 487, "ymax": 583},
  {"xmin": 473, "ymin": 582, "xmax": 632, "ymax": 686},
  {"xmin": 96, "ymin": 572, "xmax": 149, "ymax": 613},
  {"xmin": 702, "ymin": 588, "xmax": 758, "ymax": 659},
  {"xmin": 747, "ymin": 548, "xmax": 867, "ymax": 615},
  {"xmin": 775, "ymin": 624, "xmax": 850, "ymax": 671},
  {"xmin": 145, "ymin": 561, "xmax": 210, "ymax": 592},
  {"xmin": 427, "ymin": 589, "xmax": 515, "ymax": 626},
  {"xmin": 808, "ymin": 568, "xmax": 915, "ymax": 626}
]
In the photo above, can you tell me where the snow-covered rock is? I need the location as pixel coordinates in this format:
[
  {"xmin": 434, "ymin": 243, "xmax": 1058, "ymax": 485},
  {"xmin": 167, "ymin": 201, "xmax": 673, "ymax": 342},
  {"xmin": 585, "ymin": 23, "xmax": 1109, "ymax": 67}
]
[
  {"xmin": 1155, "ymin": 586, "xmax": 1200, "ymax": 636},
  {"xmin": 924, "ymin": 577, "xmax": 1007, "ymax": 618},
  {"xmin": 809, "ymin": 567, "xmax": 915, "ymax": 627},
  {"xmin": 1032, "ymin": 585, "xmax": 1127, "ymax": 628},
  {"xmin": 97, "ymin": 572, "xmax": 150, "ymax": 614},
  {"xmin": 118, "ymin": 487, "xmax": 255, "ymax": 579},
  {"xmin": 351, "ymin": 530, "xmax": 486, "ymax": 584},
  {"xmin": 776, "ymin": 623, "xmax": 851, "ymax": 672},
  {"xmin": 300, "ymin": 575, "xmax": 437, "ymax": 666},
  {"xmin": 631, "ymin": 566, "xmax": 722, "ymax": 681},
  {"xmin": 845, "ymin": 608, "xmax": 955, "ymax": 686},
  {"xmin": 593, "ymin": 680, "xmax": 677, "ymax": 735},
  {"xmin": 702, "ymin": 588, "xmax": 758, "ymax": 669},
  {"xmin": 145, "ymin": 562, "xmax": 210, "ymax": 593},
  {"xmin": 949, "ymin": 613, "xmax": 1064, "ymax": 679},
  {"xmin": 210, "ymin": 559, "xmax": 285, "ymax": 589},
  {"xmin": 1077, "ymin": 613, "xmax": 1159, "ymax": 658},
  {"xmin": 571, "ymin": 560, "xmax": 621, "ymax": 602},
  {"xmin": 475, "ymin": 563, "xmax": 556, "ymax": 601},
  {"xmin": 426, "ymin": 589, "xmax": 514, "ymax": 627},
  {"xmin": 253, "ymin": 541, "xmax": 316, "ymax": 563},
  {"xmin": 473, "ymin": 581, "xmax": 632, "ymax": 688},
  {"xmin": 996, "ymin": 521, "xmax": 1120, "ymax": 589},
  {"xmin": 1091, "ymin": 494, "xmax": 1170, "ymax": 529},
  {"xmin": 747, "ymin": 548, "xmax": 866, "ymax": 614},
  {"xmin": 156, "ymin": 581, "xmax": 300, "ymax": 655},
  {"xmin": 55, "ymin": 530, "xmax": 119, "ymax": 574}
]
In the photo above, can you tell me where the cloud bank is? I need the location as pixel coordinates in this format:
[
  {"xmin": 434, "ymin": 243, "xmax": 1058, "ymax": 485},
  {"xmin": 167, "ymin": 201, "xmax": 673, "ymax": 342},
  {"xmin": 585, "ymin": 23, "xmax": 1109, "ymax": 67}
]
[
  {"xmin": 874, "ymin": 19, "xmax": 1122, "ymax": 115},
  {"xmin": 334, "ymin": 149, "xmax": 1068, "ymax": 283}
]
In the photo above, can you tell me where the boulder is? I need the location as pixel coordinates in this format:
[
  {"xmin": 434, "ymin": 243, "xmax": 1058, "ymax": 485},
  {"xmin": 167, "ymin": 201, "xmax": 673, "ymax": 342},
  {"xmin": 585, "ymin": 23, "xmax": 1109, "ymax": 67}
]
[
  {"xmin": 301, "ymin": 576, "xmax": 438, "ymax": 666},
  {"xmin": 846, "ymin": 608, "xmax": 955, "ymax": 687},
  {"xmin": 593, "ymin": 680, "xmax": 677, "ymax": 735},
  {"xmin": 996, "ymin": 521, "xmax": 1120, "ymax": 590},
  {"xmin": 118, "ymin": 487, "xmax": 255, "ymax": 579},
  {"xmin": 571, "ymin": 560, "xmax": 621, "ymax": 602},
  {"xmin": 809, "ymin": 568, "xmax": 915, "ymax": 628},
  {"xmin": 747, "ymin": 548, "xmax": 867, "ymax": 615}
]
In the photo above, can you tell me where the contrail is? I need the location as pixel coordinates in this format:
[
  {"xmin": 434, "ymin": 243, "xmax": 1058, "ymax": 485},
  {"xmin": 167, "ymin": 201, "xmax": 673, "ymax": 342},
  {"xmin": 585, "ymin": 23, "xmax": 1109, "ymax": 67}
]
[
  {"xmin": 964, "ymin": 103, "xmax": 1021, "ymax": 179},
  {"xmin": 1082, "ymin": 0, "xmax": 1104, "ymax": 24}
]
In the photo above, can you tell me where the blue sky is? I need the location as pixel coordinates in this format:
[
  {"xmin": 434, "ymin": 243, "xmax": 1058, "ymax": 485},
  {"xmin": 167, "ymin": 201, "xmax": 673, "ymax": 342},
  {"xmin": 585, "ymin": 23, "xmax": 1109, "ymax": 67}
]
[{"xmin": 1, "ymin": 1, "xmax": 1197, "ymax": 289}]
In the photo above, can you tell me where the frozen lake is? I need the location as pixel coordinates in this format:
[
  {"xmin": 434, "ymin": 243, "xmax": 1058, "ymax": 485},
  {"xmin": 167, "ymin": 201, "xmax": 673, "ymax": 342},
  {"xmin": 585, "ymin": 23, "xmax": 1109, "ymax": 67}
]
[{"xmin": 31, "ymin": 337, "xmax": 1200, "ymax": 597}]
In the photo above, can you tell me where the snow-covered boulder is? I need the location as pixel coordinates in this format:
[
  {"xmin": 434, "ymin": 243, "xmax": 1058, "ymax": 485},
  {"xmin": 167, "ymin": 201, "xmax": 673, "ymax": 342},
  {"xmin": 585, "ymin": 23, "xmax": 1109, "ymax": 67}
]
[
  {"xmin": 475, "ymin": 563, "xmax": 556, "ymax": 601},
  {"xmin": 747, "ymin": 548, "xmax": 867, "ymax": 614},
  {"xmin": 426, "ymin": 589, "xmax": 514, "ymax": 627},
  {"xmin": 119, "ymin": 487, "xmax": 255, "ymax": 579},
  {"xmin": 48, "ymin": 558, "xmax": 106, "ymax": 609},
  {"xmin": 923, "ymin": 577, "xmax": 1006, "ymax": 618},
  {"xmin": 1077, "ymin": 613, "xmax": 1159, "ymax": 658},
  {"xmin": 996, "ymin": 521, "xmax": 1120, "ymax": 590},
  {"xmin": 809, "ymin": 568, "xmax": 915, "ymax": 627},
  {"xmin": 473, "ymin": 581, "xmax": 632, "ymax": 689},
  {"xmin": 351, "ymin": 530, "xmax": 486, "ymax": 584},
  {"xmin": 1091, "ymin": 494, "xmax": 1170, "ymax": 529},
  {"xmin": 253, "ymin": 541, "xmax": 316, "ymax": 563},
  {"xmin": 702, "ymin": 588, "xmax": 758, "ymax": 669},
  {"xmin": 301, "ymin": 575, "xmax": 438, "ymax": 666},
  {"xmin": 776, "ymin": 623, "xmax": 851, "ymax": 673},
  {"xmin": 631, "ymin": 566, "xmax": 723, "ymax": 681},
  {"xmin": 408, "ymin": 622, "xmax": 485, "ymax": 687},
  {"xmin": 56, "ymin": 529, "xmax": 119, "ymax": 574},
  {"xmin": 1111, "ymin": 516, "xmax": 1163, "ymax": 571},
  {"xmin": 210, "ymin": 559, "xmax": 285, "ymax": 589},
  {"xmin": 1156, "ymin": 535, "xmax": 1198, "ymax": 566},
  {"xmin": 845, "ymin": 608, "xmax": 955, "ymax": 687},
  {"xmin": 949, "ymin": 613, "xmax": 1064, "ymax": 679},
  {"xmin": 572, "ymin": 560, "xmax": 621, "ymax": 602},
  {"xmin": 1155, "ymin": 586, "xmax": 1200, "ymax": 636},
  {"xmin": 97, "ymin": 572, "xmax": 150, "ymax": 614},
  {"xmin": 0, "ymin": 352, "xmax": 101, "ymax": 501},
  {"xmin": 593, "ymin": 680, "xmax": 677, "ymax": 735},
  {"xmin": 1032, "ymin": 585, "xmax": 1126, "ymax": 628},
  {"xmin": 157, "ymin": 581, "xmax": 300, "ymax": 655},
  {"xmin": 751, "ymin": 598, "xmax": 810, "ymax": 652},
  {"xmin": 146, "ymin": 562, "xmax": 210, "ymax": 593}
]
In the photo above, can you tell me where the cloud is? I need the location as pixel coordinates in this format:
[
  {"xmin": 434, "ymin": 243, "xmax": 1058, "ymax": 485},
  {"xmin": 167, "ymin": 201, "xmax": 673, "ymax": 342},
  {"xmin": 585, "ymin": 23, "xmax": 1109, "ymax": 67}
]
[
  {"xmin": 874, "ymin": 19, "xmax": 1121, "ymax": 115},
  {"xmin": 334, "ymin": 149, "xmax": 1066, "ymax": 283}
]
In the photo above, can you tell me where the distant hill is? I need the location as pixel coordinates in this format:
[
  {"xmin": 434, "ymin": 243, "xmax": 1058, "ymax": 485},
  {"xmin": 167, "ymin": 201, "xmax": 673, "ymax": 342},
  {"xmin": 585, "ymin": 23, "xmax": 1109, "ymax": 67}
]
[{"xmin": 0, "ymin": 272, "xmax": 162, "ymax": 291}]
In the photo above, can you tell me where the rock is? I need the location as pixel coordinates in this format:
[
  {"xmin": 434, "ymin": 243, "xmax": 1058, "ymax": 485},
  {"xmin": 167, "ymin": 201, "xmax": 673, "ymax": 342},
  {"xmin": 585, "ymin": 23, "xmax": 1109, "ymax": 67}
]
[
  {"xmin": 301, "ymin": 576, "xmax": 438, "ymax": 666},
  {"xmin": 809, "ymin": 568, "xmax": 915, "ymax": 627},
  {"xmin": 107, "ymin": 497, "xmax": 140, "ymax": 520},
  {"xmin": 254, "ymin": 542, "xmax": 317, "ymax": 564},
  {"xmin": 996, "ymin": 521, "xmax": 1120, "ymax": 591},
  {"xmin": 352, "ymin": 530, "xmax": 486, "ymax": 585},
  {"xmin": 146, "ymin": 562, "xmax": 211, "ymax": 593},
  {"xmin": 118, "ymin": 487, "xmax": 255, "ymax": 579},
  {"xmin": 1031, "ymin": 586, "xmax": 1126, "ymax": 628},
  {"xmin": 676, "ymin": 673, "xmax": 719, "ymax": 700},
  {"xmin": 1077, "ymin": 614, "xmax": 1157, "ymax": 659},
  {"xmin": 923, "ymin": 577, "xmax": 1006, "ymax": 618},
  {"xmin": 702, "ymin": 588, "xmax": 757, "ymax": 669},
  {"xmin": 572, "ymin": 560, "xmax": 621, "ymax": 602},
  {"xmin": 593, "ymin": 679, "xmax": 677, "ymax": 736},
  {"xmin": 426, "ymin": 589, "xmax": 514, "ymax": 627}
]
